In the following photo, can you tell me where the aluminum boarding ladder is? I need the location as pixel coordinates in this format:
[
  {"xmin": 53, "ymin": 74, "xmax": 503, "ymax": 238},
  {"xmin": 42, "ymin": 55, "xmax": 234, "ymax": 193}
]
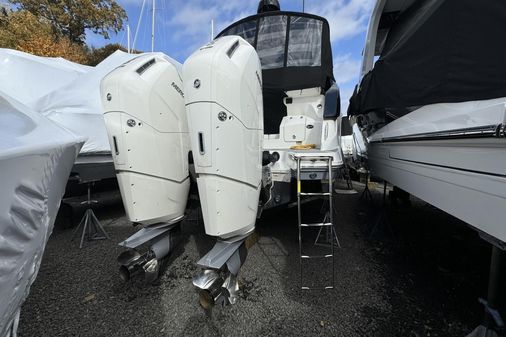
[{"xmin": 295, "ymin": 155, "xmax": 335, "ymax": 290}]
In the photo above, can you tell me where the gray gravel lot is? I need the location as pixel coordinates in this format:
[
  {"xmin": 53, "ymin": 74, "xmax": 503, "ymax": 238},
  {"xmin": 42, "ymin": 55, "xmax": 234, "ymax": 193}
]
[{"xmin": 19, "ymin": 184, "xmax": 493, "ymax": 337}]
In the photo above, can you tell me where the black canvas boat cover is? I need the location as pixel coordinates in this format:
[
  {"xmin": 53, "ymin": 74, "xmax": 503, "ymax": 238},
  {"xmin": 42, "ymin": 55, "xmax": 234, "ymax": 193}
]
[
  {"xmin": 217, "ymin": 11, "xmax": 334, "ymax": 92},
  {"xmin": 348, "ymin": 0, "xmax": 506, "ymax": 116},
  {"xmin": 341, "ymin": 116, "xmax": 353, "ymax": 136}
]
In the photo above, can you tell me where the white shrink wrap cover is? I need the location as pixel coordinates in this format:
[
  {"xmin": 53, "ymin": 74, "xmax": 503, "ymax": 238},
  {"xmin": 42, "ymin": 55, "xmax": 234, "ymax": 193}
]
[
  {"xmin": 35, "ymin": 50, "xmax": 140, "ymax": 154},
  {"xmin": 0, "ymin": 48, "xmax": 89, "ymax": 107},
  {"xmin": 0, "ymin": 48, "xmax": 139, "ymax": 154},
  {"xmin": 0, "ymin": 93, "xmax": 84, "ymax": 336}
]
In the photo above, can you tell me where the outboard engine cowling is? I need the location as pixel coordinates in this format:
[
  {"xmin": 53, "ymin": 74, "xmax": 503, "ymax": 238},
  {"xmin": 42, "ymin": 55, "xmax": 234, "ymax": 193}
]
[
  {"xmin": 101, "ymin": 54, "xmax": 190, "ymax": 225},
  {"xmin": 183, "ymin": 36, "xmax": 263, "ymax": 239},
  {"xmin": 101, "ymin": 53, "xmax": 190, "ymax": 282},
  {"xmin": 183, "ymin": 36, "xmax": 263, "ymax": 307}
]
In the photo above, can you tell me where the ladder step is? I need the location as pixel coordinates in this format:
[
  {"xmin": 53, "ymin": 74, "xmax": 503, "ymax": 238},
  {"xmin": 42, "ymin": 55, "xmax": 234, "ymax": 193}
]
[
  {"xmin": 301, "ymin": 286, "xmax": 334, "ymax": 290},
  {"xmin": 300, "ymin": 222, "xmax": 332, "ymax": 227},
  {"xmin": 299, "ymin": 192, "xmax": 331, "ymax": 196},
  {"xmin": 294, "ymin": 156, "xmax": 333, "ymax": 161},
  {"xmin": 301, "ymin": 254, "xmax": 333, "ymax": 259}
]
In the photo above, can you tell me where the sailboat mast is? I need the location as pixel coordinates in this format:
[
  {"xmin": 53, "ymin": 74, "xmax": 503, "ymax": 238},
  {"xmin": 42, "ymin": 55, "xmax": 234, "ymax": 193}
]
[
  {"xmin": 133, "ymin": 0, "xmax": 146, "ymax": 50},
  {"xmin": 127, "ymin": 24, "xmax": 131, "ymax": 53},
  {"xmin": 151, "ymin": 0, "xmax": 155, "ymax": 52}
]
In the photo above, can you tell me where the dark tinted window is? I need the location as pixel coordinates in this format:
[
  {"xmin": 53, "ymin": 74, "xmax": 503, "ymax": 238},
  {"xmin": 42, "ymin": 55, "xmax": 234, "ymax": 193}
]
[
  {"xmin": 256, "ymin": 15, "xmax": 288, "ymax": 69},
  {"xmin": 223, "ymin": 19, "xmax": 257, "ymax": 46},
  {"xmin": 287, "ymin": 16, "xmax": 322, "ymax": 67},
  {"xmin": 219, "ymin": 14, "xmax": 323, "ymax": 70}
]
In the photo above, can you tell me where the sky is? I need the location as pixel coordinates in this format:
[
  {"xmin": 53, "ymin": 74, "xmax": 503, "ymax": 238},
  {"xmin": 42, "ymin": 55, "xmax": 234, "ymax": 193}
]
[{"xmin": 86, "ymin": 0, "xmax": 376, "ymax": 113}]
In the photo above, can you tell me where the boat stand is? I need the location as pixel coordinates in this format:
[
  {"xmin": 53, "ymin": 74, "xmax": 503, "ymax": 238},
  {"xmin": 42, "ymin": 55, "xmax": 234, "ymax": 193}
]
[
  {"xmin": 334, "ymin": 165, "xmax": 357, "ymax": 195},
  {"xmin": 314, "ymin": 211, "xmax": 341, "ymax": 248},
  {"xmin": 467, "ymin": 245, "xmax": 505, "ymax": 337},
  {"xmin": 71, "ymin": 182, "xmax": 110, "ymax": 248},
  {"xmin": 367, "ymin": 181, "xmax": 394, "ymax": 239},
  {"xmin": 358, "ymin": 168, "xmax": 372, "ymax": 201}
]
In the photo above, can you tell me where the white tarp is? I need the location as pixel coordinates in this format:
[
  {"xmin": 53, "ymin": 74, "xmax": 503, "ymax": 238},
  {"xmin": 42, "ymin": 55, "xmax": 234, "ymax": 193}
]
[
  {"xmin": 0, "ymin": 48, "xmax": 140, "ymax": 154},
  {"xmin": 0, "ymin": 49, "xmax": 89, "ymax": 107},
  {"xmin": 0, "ymin": 92, "xmax": 84, "ymax": 337},
  {"xmin": 35, "ymin": 50, "xmax": 140, "ymax": 154}
]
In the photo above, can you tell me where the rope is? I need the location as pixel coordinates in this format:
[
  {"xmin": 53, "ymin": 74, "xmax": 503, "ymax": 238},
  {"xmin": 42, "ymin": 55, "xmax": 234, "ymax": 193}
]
[{"xmin": 289, "ymin": 144, "xmax": 316, "ymax": 150}]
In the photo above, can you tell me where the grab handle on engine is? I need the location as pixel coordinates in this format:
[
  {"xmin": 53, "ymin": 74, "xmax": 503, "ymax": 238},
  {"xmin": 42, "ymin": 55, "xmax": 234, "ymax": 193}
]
[
  {"xmin": 113, "ymin": 136, "xmax": 119, "ymax": 155},
  {"xmin": 198, "ymin": 132, "xmax": 205, "ymax": 154}
]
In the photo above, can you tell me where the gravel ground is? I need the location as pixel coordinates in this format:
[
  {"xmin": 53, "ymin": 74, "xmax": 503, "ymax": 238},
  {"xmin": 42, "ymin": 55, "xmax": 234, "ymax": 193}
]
[{"xmin": 18, "ymin": 183, "xmax": 500, "ymax": 337}]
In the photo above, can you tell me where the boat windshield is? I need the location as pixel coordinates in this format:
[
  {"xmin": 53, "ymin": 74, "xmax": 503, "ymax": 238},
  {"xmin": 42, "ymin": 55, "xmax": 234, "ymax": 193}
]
[{"xmin": 219, "ymin": 13, "xmax": 324, "ymax": 70}]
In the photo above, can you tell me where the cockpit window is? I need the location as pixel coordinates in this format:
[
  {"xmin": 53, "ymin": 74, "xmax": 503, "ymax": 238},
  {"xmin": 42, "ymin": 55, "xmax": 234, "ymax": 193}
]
[
  {"xmin": 287, "ymin": 16, "xmax": 322, "ymax": 67},
  {"xmin": 256, "ymin": 15, "xmax": 288, "ymax": 69},
  {"xmin": 218, "ymin": 12, "xmax": 333, "ymax": 93},
  {"xmin": 223, "ymin": 19, "xmax": 257, "ymax": 46},
  {"xmin": 219, "ymin": 14, "xmax": 323, "ymax": 70}
]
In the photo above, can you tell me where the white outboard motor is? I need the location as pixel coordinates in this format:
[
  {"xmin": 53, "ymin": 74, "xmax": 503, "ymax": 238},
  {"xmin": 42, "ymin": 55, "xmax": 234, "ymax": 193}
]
[
  {"xmin": 183, "ymin": 36, "xmax": 263, "ymax": 307},
  {"xmin": 101, "ymin": 53, "xmax": 190, "ymax": 283}
]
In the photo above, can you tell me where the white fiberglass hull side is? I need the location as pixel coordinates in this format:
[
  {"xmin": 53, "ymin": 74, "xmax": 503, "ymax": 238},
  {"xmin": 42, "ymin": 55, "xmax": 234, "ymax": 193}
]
[
  {"xmin": 367, "ymin": 98, "xmax": 506, "ymax": 243},
  {"xmin": 0, "ymin": 94, "xmax": 83, "ymax": 336},
  {"xmin": 369, "ymin": 139, "xmax": 506, "ymax": 243}
]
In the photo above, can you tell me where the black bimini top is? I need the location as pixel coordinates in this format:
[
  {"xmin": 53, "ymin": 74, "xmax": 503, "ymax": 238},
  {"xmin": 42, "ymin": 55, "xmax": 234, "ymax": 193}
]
[
  {"xmin": 348, "ymin": 0, "xmax": 506, "ymax": 117},
  {"xmin": 217, "ymin": 11, "xmax": 334, "ymax": 92}
]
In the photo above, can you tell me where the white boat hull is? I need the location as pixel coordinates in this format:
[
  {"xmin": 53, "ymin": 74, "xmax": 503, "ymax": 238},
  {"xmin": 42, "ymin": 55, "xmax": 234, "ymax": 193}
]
[{"xmin": 369, "ymin": 137, "xmax": 506, "ymax": 243}]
